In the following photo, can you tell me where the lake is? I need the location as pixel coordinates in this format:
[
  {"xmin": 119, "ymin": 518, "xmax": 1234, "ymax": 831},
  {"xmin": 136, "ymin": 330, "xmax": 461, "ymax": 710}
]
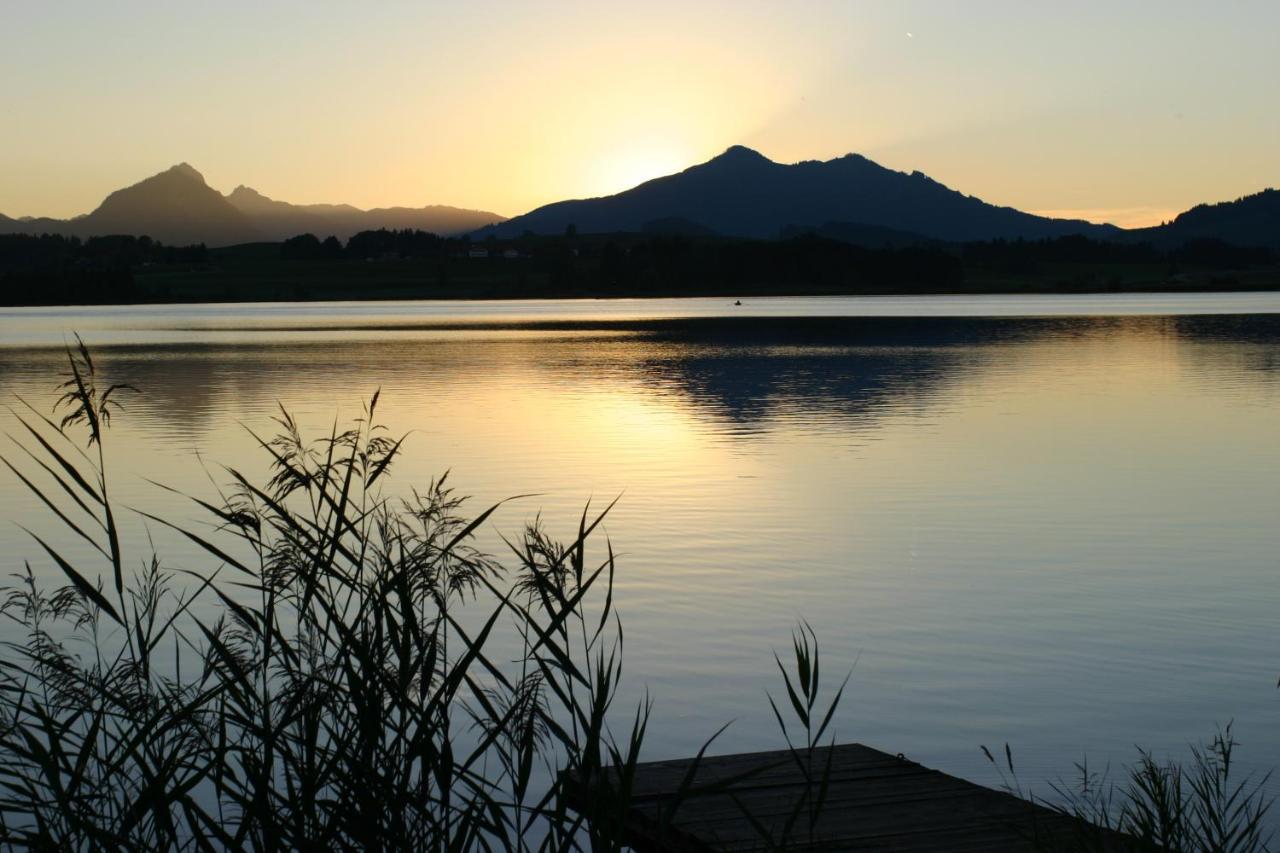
[{"xmin": 2, "ymin": 293, "xmax": 1278, "ymax": 804}]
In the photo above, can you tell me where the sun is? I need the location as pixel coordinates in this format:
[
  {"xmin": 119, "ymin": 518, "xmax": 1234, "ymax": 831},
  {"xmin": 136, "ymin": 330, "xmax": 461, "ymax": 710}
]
[{"xmin": 592, "ymin": 143, "xmax": 691, "ymax": 196}]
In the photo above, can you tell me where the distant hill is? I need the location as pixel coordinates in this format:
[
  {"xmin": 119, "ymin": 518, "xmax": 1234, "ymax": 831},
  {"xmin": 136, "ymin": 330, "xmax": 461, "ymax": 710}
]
[
  {"xmin": 6, "ymin": 215, "xmax": 71, "ymax": 234},
  {"xmin": 225, "ymin": 186, "xmax": 505, "ymax": 242},
  {"xmin": 481, "ymin": 146, "xmax": 1121, "ymax": 243},
  {"xmin": 1132, "ymin": 189, "xmax": 1280, "ymax": 249},
  {"xmin": 223, "ymin": 186, "xmax": 337, "ymax": 239},
  {"xmin": 0, "ymin": 165, "xmax": 506, "ymax": 247}
]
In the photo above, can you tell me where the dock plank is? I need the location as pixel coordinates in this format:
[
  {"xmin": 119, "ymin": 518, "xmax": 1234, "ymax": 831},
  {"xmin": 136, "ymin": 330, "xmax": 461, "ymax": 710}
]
[{"xmin": 563, "ymin": 743, "xmax": 1141, "ymax": 851}]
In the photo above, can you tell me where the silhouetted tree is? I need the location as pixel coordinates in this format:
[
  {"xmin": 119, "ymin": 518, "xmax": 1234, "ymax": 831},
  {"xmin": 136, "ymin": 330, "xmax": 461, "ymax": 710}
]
[
  {"xmin": 321, "ymin": 235, "xmax": 343, "ymax": 259},
  {"xmin": 345, "ymin": 228, "xmax": 445, "ymax": 260},
  {"xmin": 281, "ymin": 233, "xmax": 323, "ymax": 260}
]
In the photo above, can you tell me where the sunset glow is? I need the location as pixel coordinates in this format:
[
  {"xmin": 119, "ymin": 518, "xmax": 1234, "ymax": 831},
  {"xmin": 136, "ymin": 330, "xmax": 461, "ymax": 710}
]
[
  {"xmin": 591, "ymin": 143, "xmax": 693, "ymax": 196},
  {"xmin": 1, "ymin": 2, "xmax": 1276, "ymax": 224},
  {"xmin": 4, "ymin": 4, "xmax": 1280, "ymax": 848}
]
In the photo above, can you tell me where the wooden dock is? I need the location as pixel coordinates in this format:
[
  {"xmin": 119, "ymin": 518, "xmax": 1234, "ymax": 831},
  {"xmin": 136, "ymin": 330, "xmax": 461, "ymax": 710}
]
[{"xmin": 564, "ymin": 743, "xmax": 1137, "ymax": 851}]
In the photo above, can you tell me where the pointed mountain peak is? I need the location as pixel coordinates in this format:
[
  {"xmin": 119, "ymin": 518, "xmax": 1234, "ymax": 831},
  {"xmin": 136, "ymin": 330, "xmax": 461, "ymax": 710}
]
[
  {"xmin": 709, "ymin": 145, "xmax": 772, "ymax": 166},
  {"xmin": 228, "ymin": 184, "xmax": 268, "ymax": 200},
  {"xmin": 160, "ymin": 162, "xmax": 206, "ymax": 184}
]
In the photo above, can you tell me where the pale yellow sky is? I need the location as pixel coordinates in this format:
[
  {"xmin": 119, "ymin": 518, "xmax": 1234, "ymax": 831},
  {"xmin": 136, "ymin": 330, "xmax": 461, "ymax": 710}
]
[{"xmin": 1, "ymin": 1, "xmax": 1276, "ymax": 227}]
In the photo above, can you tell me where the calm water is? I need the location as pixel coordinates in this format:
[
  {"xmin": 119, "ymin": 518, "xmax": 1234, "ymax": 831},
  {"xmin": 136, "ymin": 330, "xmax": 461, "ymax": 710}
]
[{"xmin": 2, "ymin": 294, "xmax": 1279, "ymax": 803}]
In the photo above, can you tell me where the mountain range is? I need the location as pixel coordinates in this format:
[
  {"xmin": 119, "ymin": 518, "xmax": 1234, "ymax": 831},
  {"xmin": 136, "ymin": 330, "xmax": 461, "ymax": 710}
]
[
  {"xmin": 1127, "ymin": 189, "xmax": 1280, "ymax": 249},
  {"xmin": 2, "ymin": 147, "xmax": 1276, "ymax": 249},
  {"xmin": 483, "ymin": 145, "xmax": 1127, "ymax": 243},
  {"xmin": 484, "ymin": 146, "xmax": 1279, "ymax": 249},
  {"xmin": 0, "ymin": 164, "xmax": 505, "ymax": 246}
]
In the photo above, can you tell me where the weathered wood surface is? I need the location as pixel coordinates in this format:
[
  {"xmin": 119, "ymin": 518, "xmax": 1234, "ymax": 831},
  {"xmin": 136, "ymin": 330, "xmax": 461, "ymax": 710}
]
[{"xmin": 564, "ymin": 743, "xmax": 1140, "ymax": 851}]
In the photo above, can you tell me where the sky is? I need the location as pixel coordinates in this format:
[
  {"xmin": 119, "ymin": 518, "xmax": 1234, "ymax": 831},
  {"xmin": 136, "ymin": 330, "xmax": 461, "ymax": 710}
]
[{"xmin": 1, "ymin": 0, "xmax": 1277, "ymax": 228}]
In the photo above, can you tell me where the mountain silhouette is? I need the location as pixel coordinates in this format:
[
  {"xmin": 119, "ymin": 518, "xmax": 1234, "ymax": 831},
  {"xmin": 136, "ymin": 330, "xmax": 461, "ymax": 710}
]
[
  {"xmin": 640, "ymin": 216, "xmax": 720, "ymax": 237},
  {"xmin": 0, "ymin": 166, "xmax": 505, "ymax": 247},
  {"xmin": 224, "ymin": 185, "xmax": 504, "ymax": 242},
  {"xmin": 2, "ymin": 150, "xmax": 1275, "ymax": 249},
  {"xmin": 77, "ymin": 163, "xmax": 261, "ymax": 246},
  {"xmin": 224, "ymin": 185, "xmax": 338, "ymax": 238},
  {"xmin": 1135, "ymin": 189, "xmax": 1280, "ymax": 249},
  {"xmin": 481, "ymin": 145, "xmax": 1122, "ymax": 242},
  {"xmin": 2, "ymin": 214, "xmax": 69, "ymax": 234},
  {"xmin": 780, "ymin": 221, "xmax": 936, "ymax": 248},
  {"xmin": 0, "ymin": 164, "xmax": 260, "ymax": 247}
]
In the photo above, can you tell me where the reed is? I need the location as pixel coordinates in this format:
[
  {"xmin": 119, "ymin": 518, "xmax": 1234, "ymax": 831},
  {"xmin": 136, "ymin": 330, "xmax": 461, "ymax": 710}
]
[
  {"xmin": 983, "ymin": 724, "xmax": 1273, "ymax": 852},
  {"xmin": 0, "ymin": 339, "xmax": 651, "ymax": 850}
]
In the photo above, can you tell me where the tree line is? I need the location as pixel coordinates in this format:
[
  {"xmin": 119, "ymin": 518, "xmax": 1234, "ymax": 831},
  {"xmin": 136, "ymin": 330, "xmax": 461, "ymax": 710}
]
[
  {"xmin": 962, "ymin": 233, "xmax": 1274, "ymax": 272},
  {"xmin": 1, "ymin": 227, "xmax": 1275, "ymax": 306},
  {"xmin": 0, "ymin": 234, "xmax": 207, "ymax": 305}
]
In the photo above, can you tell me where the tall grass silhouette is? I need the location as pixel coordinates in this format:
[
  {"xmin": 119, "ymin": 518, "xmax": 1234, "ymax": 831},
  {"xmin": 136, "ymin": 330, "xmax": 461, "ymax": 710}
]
[
  {"xmin": 0, "ymin": 338, "xmax": 653, "ymax": 850},
  {"xmin": 983, "ymin": 724, "xmax": 1272, "ymax": 851}
]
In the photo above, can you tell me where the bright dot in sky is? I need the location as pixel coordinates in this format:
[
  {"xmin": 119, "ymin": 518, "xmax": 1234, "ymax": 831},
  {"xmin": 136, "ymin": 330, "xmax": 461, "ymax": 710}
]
[
  {"xmin": 906, "ymin": 32, "xmax": 914, "ymax": 38},
  {"xmin": 593, "ymin": 143, "xmax": 691, "ymax": 195}
]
